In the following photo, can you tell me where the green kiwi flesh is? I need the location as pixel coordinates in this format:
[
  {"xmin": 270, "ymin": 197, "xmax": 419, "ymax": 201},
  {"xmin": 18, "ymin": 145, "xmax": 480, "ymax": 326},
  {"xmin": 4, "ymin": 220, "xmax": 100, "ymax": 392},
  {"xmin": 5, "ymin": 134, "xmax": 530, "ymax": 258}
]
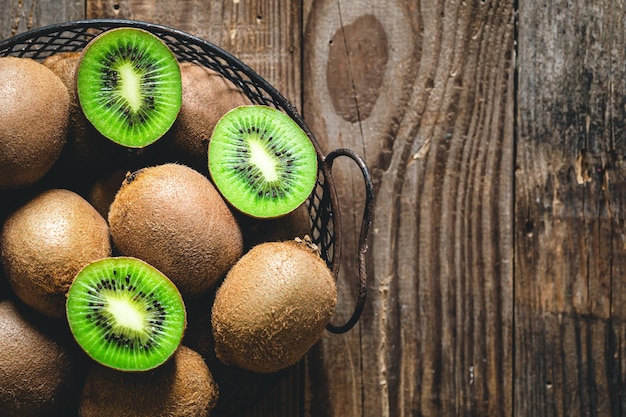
[
  {"xmin": 66, "ymin": 256, "xmax": 186, "ymax": 372},
  {"xmin": 76, "ymin": 27, "xmax": 182, "ymax": 148},
  {"xmin": 208, "ymin": 105, "xmax": 318, "ymax": 219}
]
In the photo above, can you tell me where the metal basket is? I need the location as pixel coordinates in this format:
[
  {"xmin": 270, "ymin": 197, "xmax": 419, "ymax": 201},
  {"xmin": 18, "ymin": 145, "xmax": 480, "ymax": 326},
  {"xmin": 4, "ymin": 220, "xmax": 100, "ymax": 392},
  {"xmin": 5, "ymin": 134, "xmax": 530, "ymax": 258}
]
[{"xmin": 0, "ymin": 19, "xmax": 374, "ymax": 416}]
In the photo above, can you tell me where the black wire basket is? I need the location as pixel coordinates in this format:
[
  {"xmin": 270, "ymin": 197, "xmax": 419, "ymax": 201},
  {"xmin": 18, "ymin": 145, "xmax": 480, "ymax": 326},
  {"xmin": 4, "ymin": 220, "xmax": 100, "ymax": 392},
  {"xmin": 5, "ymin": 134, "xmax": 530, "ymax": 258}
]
[{"xmin": 0, "ymin": 19, "xmax": 374, "ymax": 416}]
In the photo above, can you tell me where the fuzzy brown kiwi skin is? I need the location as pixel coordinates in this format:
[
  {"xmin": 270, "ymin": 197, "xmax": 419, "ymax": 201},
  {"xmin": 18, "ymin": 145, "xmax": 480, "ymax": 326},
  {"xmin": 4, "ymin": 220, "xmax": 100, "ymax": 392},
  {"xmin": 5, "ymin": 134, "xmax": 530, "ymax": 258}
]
[
  {"xmin": 152, "ymin": 62, "xmax": 252, "ymax": 171},
  {"xmin": 0, "ymin": 57, "xmax": 69, "ymax": 190},
  {"xmin": 79, "ymin": 345, "xmax": 219, "ymax": 417},
  {"xmin": 0, "ymin": 299, "xmax": 85, "ymax": 417},
  {"xmin": 211, "ymin": 239, "xmax": 337, "ymax": 374},
  {"xmin": 108, "ymin": 163, "xmax": 244, "ymax": 299},
  {"xmin": 0, "ymin": 189, "xmax": 112, "ymax": 319}
]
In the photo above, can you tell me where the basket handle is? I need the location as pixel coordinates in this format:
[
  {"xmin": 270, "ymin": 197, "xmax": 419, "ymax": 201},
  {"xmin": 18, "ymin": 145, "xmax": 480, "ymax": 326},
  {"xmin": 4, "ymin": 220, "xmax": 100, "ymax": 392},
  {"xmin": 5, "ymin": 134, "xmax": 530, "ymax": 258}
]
[{"xmin": 323, "ymin": 148, "xmax": 374, "ymax": 334}]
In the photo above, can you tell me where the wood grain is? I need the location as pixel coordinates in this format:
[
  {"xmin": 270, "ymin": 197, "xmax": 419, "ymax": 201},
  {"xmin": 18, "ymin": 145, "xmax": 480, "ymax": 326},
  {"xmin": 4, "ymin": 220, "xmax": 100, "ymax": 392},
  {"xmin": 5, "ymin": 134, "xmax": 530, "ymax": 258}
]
[
  {"xmin": 516, "ymin": 0, "xmax": 626, "ymax": 415},
  {"xmin": 303, "ymin": 1, "xmax": 515, "ymax": 416},
  {"xmin": 0, "ymin": 0, "xmax": 84, "ymax": 40}
]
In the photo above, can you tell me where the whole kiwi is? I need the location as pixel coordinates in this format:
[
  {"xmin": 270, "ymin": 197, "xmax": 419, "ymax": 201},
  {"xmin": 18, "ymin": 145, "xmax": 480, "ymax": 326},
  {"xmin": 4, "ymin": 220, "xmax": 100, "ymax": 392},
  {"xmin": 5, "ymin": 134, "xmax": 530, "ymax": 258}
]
[
  {"xmin": 0, "ymin": 188, "xmax": 112, "ymax": 318},
  {"xmin": 0, "ymin": 299, "xmax": 83, "ymax": 417},
  {"xmin": 211, "ymin": 238, "xmax": 337, "ymax": 373},
  {"xmin": 0, "ymin": 56, "xmax": 69, "ymax": 189},
  {"xmin": 108, "ymin": 163, "xmax": 244, "ymax": 299},
  {"xmin": 158, "ymin": 62, "xmax": 252, "ymax": 171},
  {"xmin": 79, "ymin": 345, "xmax": 219, "ymax": 417}
]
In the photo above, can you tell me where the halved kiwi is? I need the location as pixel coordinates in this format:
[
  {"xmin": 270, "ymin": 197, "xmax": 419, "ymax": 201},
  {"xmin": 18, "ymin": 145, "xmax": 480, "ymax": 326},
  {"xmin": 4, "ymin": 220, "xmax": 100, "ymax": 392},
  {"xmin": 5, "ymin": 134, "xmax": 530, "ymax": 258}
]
[
  {"xmin": 208, "ymin": 105, "xmax": 318, "ymax": 219},
  {"xmin": 76, "ymin": 27, "xmax": 182, "ymax": 148},
  {"xmin": 66, "ymin": 256, "xmax": 186, "ymax": 372}
]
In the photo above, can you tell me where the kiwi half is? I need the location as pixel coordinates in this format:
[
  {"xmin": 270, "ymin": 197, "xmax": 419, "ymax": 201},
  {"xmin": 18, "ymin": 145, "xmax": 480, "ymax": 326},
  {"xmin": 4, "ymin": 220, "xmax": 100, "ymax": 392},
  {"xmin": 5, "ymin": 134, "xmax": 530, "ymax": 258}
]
[
  {"xmin": 66, "ymin": 256, "xmax": 186, "ymax": 372},
  {"xmin": 76, "ymin": 27, "xmax": 182, "ymax": 148},
  {"xmin": 208, "ymin": 105, "xmax": 318, "ymax": 219}
]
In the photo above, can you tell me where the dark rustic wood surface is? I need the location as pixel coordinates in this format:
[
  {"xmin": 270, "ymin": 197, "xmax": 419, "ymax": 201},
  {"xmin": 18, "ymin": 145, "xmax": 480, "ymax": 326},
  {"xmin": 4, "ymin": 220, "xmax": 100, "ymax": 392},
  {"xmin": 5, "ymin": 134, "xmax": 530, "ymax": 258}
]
[{"xmin": 1, "ymin": 1, "xmax": 625, "ymax": 416}]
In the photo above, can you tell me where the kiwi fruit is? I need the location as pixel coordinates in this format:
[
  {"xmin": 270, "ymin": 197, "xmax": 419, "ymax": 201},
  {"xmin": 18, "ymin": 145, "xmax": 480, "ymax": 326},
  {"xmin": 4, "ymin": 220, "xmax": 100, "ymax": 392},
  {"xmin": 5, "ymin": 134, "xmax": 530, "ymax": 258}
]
[
  {"xmin": 108, "ymin": 163, "xmax": 244, "ymax": 299},
  {"xmin": 66, "ymin": 256, "xmax": 186, "ymax": 372},
  {"xmin": 0, "ymin": 188, "xmax": 112, "ymax": 318},
  {"xmin": 158, "ymin": 62, "xmax": 252, "ymax": 171},
  {"xmin": 79, "ymin": 345, "xmax": 219, "ymax": 417},
  {"xmin": 0, "ymin": 299, "xmax": 83, "ymax": 417},
  {"xmin": 76, "ymin": 27, "xmax": 182, "ymax": 148},
  {"xmin": 0, "ymin": 56, "xmax": 69, "ymax": 189},
  {"xmin": 211, "ymin": 238, "xmax": 337, "ymax": 373},
  {"xmin": 208, "ymin": 105, "xmax": 318, "ymax": 219},
  {"xmin": 42, "ymin": 51, "xmax": 122, "ymax": 173}
]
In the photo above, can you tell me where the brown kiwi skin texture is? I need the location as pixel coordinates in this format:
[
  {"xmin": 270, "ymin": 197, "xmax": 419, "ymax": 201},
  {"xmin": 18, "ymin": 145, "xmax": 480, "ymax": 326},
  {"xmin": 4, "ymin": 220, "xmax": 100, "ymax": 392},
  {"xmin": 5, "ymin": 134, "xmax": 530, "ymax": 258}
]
[
  {"xmin": 211, "ymin": 239, "xmax": 337, "ymax": 374},
  {"xmin": 108, "ymin": 163, "xmax": 244, "ymax": 300},
  {"xmin": 152, "ymin": 62, "xmax": 252, "ymax": 172},
  {"xmin": 0, "ymin": 56, "xmax": 69, "ymax": 190},
  {"xmin": 0, "ymin": 299, "xmax": 86, "ymax": 417},
  {"xmin": 79, "ymin": 345, "xmax": 219, "ymax": 417},
  {"xmin": 0, "ymin": 188, "xmax": 112, "ymax": 319}
]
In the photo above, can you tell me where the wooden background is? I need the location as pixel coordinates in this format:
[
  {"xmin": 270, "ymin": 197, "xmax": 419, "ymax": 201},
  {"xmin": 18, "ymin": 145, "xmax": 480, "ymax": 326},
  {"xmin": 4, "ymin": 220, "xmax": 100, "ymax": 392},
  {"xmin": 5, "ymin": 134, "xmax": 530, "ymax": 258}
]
[{"xmin": 2, "ymin": 0, "xmax": 626, "ymax": 416}]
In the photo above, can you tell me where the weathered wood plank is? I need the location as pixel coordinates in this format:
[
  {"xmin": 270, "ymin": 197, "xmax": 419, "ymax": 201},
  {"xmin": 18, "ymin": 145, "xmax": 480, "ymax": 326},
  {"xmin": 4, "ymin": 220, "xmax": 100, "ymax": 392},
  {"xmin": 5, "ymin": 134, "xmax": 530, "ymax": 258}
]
[
  {"xmin": 516, "ymin": 0, "xmax": 626, "ymax": 415},
  {"xmin": 303, "ymin": 1, "xmax": 515, "ymax": 416},
  {"xmin": 0, "ymin": 0, "xmax": 84, "ymax": 40}
]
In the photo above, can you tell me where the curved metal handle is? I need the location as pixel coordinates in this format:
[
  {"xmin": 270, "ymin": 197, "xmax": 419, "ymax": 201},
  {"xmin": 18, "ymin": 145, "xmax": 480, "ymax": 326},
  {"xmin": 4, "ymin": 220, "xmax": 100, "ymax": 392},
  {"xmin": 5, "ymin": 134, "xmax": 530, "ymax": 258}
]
[{"xmin": 323, "ymin": 148, "xmax": 374, "ymax": 334}]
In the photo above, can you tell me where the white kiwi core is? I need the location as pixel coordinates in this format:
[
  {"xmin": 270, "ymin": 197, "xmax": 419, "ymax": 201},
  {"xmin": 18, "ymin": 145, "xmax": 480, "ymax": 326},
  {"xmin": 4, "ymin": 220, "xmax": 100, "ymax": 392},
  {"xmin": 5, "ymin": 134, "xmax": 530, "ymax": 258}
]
[
  {"xmin": 119, "ymin": 63, "xmax": 142, "ymax": 111},
  {"xmin": 249, "ymin": 139, "xmax": 278, "ymax": 182},
  {"xmin": 106, "ymin": 297, "xmax": 145, "ymax": 332}
]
